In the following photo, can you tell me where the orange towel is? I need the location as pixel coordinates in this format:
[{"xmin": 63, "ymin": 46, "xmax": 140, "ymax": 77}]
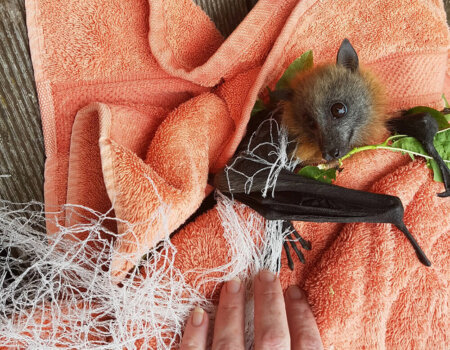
[{"xmin": 19, "ymin": 0, "xmax": 450, "ymax": 348}]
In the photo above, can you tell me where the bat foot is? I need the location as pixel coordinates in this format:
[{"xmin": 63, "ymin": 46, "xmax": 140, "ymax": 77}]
[
  {"xmin": 395, "ymin": 223, "xmax": 431, "ymax": 267},
  {"xmin": 416, "ymin": 252, "xmax": 432, "ymax": 267},
  {"xmin": 437, "ymin": 190, "xmax": 450, "ymax": 198},
  {"xmin": 282, "ymin": 221, "xmax": 312, "ymax": 270},
  {"xmin": 283, "ymin": 221, "xmax": 312, "ymax": 250},
  {"xmin": 283, "ymin": 241, "xmax": 295, "ymax": 271}
]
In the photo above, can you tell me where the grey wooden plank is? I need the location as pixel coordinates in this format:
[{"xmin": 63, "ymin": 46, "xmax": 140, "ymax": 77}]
[
  {"xmin": 194, "ymin": 0, "xmax": 258, "ymax": 37},
  {"xmin": 445, "ymin": 0, "xmax": 450, "ymax": 25},
  {"xmin": 0, "ymin": 0, "xmax": 44, "ymax": 204}
]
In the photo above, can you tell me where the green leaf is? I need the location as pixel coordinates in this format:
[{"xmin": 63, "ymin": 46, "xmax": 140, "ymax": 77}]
[
  {"xmin": 434, "ymin": 129, "xmax": 450, "ymax": 167},
  {"xmin": 298, "ymin": 165, "xmax": 336, "ymax": 184},
  {"xmin": 428, "ymin": 159, "xmax": 443, "ymax": 182},
  {"xmin": 390, "ymin": 136, "xmax": 427, "ymax": 160},
  {"xmin": 337, "ymin": 106, "xmax": 450, "ymax": 184},
  {"xmin": 387, "ymin": 130, "xmax": 450, "ymax": 183},
  {"xmin": 428, "ymin": 129, "xmax": 450, "ymax": 183},
  {"xmin": 404, "ymin": 106, "xmax": 449, "ymax": 130},
  {"xmin": 251, "ymin": 99, "xmax": 266, "ymax": 117},
  {"xmin": 442, "ymin": 94, "xmax": 449, "ymax": 108},
  {"xmin": 276, "ymin": 50, "xmax": 313, "ymax": 90}
]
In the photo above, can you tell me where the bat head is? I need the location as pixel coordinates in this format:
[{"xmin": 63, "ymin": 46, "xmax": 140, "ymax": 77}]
[{"xmin": 282, "ymin": 39, "xmax": 386, "ymax": 164}]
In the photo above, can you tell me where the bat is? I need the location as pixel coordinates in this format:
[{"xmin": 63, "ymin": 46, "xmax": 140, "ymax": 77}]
[
  {"xmin": 279, "ymin": 39, "xmax": 387, "ymax": 167},
  {"xmin": 213, "ymin": 39, "xmax": 446, "ymax": 270}
]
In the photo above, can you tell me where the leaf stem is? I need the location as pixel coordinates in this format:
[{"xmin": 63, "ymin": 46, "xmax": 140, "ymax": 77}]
[
  {"xmin": 442, "ymin": 93, "xmax": 449, "ymax": 108},
  {"xmin": 384, "ymin": 134, "xmax": 407, "ymax": 143},
  {"xmin": 376, "ymin": 146, "xmax": 432, "ymax": 159},
  {"xmin": 339, "ymin": 144, "xmax": 450, "ymax": 165}
]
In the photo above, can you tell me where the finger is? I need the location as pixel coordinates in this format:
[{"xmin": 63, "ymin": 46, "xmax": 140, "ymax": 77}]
[
  {"xmin": 180, "ymin": 307, "xmax": 209, "ymax": 350},
  {"xmin": 285, "ymin": 286, "xmax": 324, "ymax": 350},
  {"xmin": 254, "ymin": 270, "xmax": 290, "ymax": 350},
  {"xmin": 212, "ymin": 278, "xmax": 245, "ymax": 350}
]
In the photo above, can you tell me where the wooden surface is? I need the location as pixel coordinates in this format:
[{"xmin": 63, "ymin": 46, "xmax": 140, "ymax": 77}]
[
  {"xmin": 447, "ymin": 0, "xmax": 450, "ymax": 24},
  {"xmin": 194, "ymin": 0, "xmax": 258, "ymax": 37},
  {"xmin": 0, "ymin": 0, "xmax": 448, "ymax": 205},
  {"xmin": 0, "ymin": 0, "xmax": 44, "ymax": 204}
]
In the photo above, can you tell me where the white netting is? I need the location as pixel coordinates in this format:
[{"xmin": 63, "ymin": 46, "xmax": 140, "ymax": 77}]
[
  {"xmin": 0, "ymin": 116, "xmax": 300, "ymax": 349},
  {"xmin": 222, "ymin": 108, "xmax": 300, "ymax": 197}
]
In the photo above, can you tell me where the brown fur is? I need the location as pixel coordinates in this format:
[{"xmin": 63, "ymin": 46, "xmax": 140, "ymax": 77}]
[{"xmin": 281, "ymin": 64, "xmax": 387, "ymax": 164}]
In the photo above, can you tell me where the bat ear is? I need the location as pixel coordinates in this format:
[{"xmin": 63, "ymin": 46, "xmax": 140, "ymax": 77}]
[{"xmin": 336, "ymin": 38, "xmax": 359, "ymax": 72}]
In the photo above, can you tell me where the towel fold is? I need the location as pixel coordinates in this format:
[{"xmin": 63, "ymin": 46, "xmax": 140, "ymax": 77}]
[{"xmin": 19, "ymin": 0, "xmax": 450, "ymax": 348}]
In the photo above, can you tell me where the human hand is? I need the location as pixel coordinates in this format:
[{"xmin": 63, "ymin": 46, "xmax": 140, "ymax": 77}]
[{"xmin": 180, "ymin": 270, "xmax": 324, "ymax": 349}]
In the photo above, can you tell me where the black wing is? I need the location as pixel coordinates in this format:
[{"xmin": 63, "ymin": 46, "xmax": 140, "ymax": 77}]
[
  {"xmin": 216, "ymin": 166, "xmax": 430, "ymax": 266},
  {"xmin": 214, "ymin": 110, "xmax": 431, "ymax": 267}
]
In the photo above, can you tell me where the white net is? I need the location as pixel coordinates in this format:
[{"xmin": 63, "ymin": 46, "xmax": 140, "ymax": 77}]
[
  {"xmin": 0, "ymin": 116, "xmax": 300, "ymax": 349},
  {"xmin": 222, "ymin": 108, "xmax": 300, "ymax": 197}
]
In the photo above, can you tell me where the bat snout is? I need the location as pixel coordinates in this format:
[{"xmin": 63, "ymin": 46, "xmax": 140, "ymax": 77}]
[
  {"xmin": 322, "ymin": 147, "xmax": 344, "ymax": 161},
  {"xmin": 319, "ymin": 130, "xmax": 350, "ymax": 162}
]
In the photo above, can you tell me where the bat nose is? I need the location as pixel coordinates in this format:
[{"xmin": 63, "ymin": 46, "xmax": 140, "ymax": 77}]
[{"xmin": 323, "ymin": 148, "xmax": 342, "ymax": 161}]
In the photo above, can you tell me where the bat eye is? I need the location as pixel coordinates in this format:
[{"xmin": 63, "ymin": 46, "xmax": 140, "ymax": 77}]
[{"xmin": 331, "ymin": 102, "xmax": 347, "ymax": 118}]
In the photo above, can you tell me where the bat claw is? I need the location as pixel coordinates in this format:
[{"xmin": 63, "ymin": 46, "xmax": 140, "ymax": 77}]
[
  {"xmin": 293, "ymin": 229, "xmax": 312, "ymax": 250},
  {"xmin": 283, "ymin": 240, "xmax": 295, "ymax": 271},
  {"xmin": 289, "ymin": 236, "xmax": 306, "ymax": 264},
  {"xmin": 281, "ymin": 221, "xmax": 311, "ymax": 270},
  {"xmin": 395, "ymin": 223, "xmax": 431, "ymax": 267},
  {"xmin": 437, "ymin": 190, "xmax": 450, "ymax": 198}
]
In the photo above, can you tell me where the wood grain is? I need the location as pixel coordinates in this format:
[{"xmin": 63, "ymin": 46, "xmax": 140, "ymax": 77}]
[
  {"xmin": 194, "ymin": 0, "xmax": 258, "ymax": 37},
  {"xmin": 0, "ymin": 0, "xmax": 44, "ymax": 204}
]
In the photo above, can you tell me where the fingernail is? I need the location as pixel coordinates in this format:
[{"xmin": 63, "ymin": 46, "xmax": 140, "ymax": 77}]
[
  {"xmin": 287, "ymin": 285, "xmax": 303, "ymax": 300},
  {"xmin": 192, "ymin": 307, "xmax": 204, "ymax": 327},
  {"xmin": 259, "ymin": 269, "xmax": 276, "ymax": 282},
  {"xmin": 227, "ymin": 277, "xmax": 241, "ymax": 294}
]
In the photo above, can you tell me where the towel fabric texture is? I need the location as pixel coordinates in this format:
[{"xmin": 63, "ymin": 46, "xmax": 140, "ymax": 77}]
[{"xmin": 21, "ymin": 0, "xmax": 450, "ymax": 348}]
